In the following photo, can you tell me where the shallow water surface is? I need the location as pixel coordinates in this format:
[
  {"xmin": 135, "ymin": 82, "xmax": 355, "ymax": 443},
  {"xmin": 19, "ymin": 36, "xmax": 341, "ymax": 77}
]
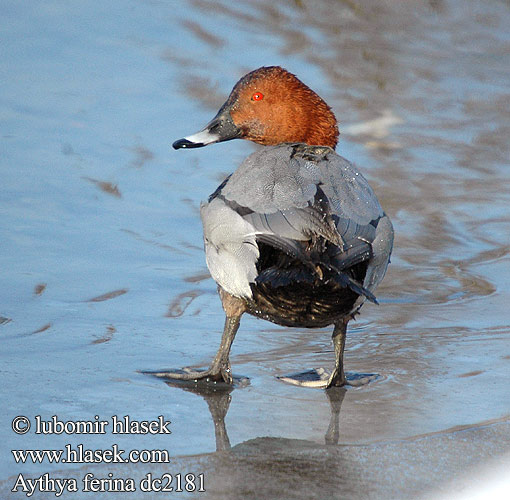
[{"xmin": 1, "ymin": 1, "xmax": 510, "ymax": 498}]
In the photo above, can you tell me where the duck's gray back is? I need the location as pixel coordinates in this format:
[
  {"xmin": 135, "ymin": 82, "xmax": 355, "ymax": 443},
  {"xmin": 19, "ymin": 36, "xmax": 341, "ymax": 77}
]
[
  {"xmin": 201, "ymin": 143, "xmax": 393, "ymax": 302},
  {"xmin": 221, "ymin": 144, "xmax": 383, "ymax": 224}
]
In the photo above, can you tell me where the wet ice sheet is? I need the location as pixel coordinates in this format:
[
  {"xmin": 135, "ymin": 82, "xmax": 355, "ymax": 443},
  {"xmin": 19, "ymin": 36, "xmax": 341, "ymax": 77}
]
[{"xmin": 1, "ymin": 0, "xmax": 510, "ymax": 497}]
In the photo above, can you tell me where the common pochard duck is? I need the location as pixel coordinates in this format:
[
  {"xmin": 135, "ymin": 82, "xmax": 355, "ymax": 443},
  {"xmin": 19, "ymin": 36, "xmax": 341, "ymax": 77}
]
[{"xmin": 169, "ymin": 66, "xmax": 393, "ymax": 388}]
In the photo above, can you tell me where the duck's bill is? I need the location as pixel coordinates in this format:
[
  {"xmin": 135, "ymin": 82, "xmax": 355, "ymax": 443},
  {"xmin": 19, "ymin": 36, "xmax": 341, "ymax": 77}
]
[
  {"xmin": 173, "ymin": 109, "xmax": 241, "ymax": 150},
  {"xmin": 172, "ymin": 129, "xmax": 219, "ymax": 149}
]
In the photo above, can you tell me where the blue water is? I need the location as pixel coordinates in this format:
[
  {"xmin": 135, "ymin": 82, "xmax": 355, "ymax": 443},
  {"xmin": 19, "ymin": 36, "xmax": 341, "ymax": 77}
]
[{"xmin": 1, "ymin": 0, "xmax": 510, "ymax": 495}]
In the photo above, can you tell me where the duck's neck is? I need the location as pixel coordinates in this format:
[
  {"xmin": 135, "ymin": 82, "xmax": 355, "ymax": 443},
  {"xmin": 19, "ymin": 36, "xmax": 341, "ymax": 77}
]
[
  {"xmin": 258, "ymin": 103, "xmax": 339, "ymax": 149},
  {"xmin": 300, "ymin": 91, "xmax": 339, "ymax": 149},
  {"xmin": 272, "ymin": 90, "xmax": 339, "ymax": 149}
]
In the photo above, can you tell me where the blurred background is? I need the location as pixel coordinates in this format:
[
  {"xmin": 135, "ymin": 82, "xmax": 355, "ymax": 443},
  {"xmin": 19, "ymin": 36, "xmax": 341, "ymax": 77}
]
[{"xmin": 1, "ymin": 1, "xmax": 509, "ymax": 498}]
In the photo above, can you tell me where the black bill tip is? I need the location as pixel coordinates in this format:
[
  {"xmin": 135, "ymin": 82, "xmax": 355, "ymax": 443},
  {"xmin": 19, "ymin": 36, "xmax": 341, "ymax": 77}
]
[{"xmin": 172, "ymin": 138, "xmax": 205, "ymax": 150}]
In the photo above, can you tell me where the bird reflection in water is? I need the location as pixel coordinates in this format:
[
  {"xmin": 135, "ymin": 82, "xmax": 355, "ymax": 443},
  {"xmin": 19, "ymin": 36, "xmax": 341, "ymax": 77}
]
[{"xmin": 160, "ymin": 378, "xmax": 347, "ymax": 449}]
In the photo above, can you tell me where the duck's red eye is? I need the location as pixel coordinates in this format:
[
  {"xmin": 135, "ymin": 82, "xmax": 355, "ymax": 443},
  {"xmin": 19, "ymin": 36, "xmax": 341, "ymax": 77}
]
[{"xmin": 252, "ymin": 92, "xmax": 264, "ymax": 101}]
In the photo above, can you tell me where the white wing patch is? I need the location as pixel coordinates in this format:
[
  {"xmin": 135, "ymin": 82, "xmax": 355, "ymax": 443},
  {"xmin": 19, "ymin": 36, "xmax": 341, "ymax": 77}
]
[{"xmin": 200, "ymin": 198, "xmax": 259, "ymax": 298}]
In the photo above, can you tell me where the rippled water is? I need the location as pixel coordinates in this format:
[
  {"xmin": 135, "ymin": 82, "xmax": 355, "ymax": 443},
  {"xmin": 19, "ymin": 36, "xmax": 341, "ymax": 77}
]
[{"xmin": 1, "ymin": 1, "xmax": 510, "ymax": 498}]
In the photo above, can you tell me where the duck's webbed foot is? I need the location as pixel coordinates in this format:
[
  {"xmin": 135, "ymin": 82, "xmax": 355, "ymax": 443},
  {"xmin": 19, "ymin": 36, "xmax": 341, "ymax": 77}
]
[
  {"xmin": 278, "ymin": 367, "xmax": 332, "ymax": 388},
  {"xmin": 325, "ymin": 368, "xmax": 346, "ymax": 388},
  {"xmin": 149, "ymin": 365, "xmax": 233, "ymax": 384}
]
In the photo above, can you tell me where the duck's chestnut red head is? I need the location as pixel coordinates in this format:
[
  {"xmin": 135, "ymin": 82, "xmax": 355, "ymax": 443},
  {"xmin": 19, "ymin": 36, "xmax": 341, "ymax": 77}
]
[{"xmin": 173, "ymin": 66, "xmax": 339, "ymax": 150}]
